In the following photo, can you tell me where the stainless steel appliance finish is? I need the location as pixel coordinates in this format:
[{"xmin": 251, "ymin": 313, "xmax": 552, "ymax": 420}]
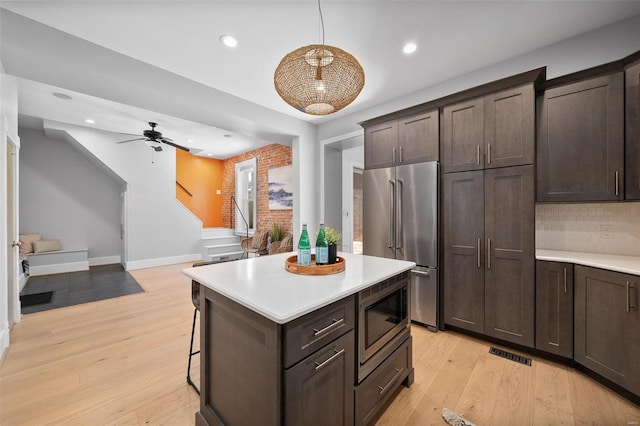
[
  {"xmin": 357, "ymin": 271, "xmax": 411, "ymax": 381},
  {"xmin": 411, "ymin": 267, "xmax": 438, "ymax": 331},
  {"xmin": 364, "ymin": 161, "xmax": 439, "ymax": 330}
]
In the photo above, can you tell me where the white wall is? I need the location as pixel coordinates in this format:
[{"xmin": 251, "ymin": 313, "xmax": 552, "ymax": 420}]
[
  {"xmin": 43, "ymin": 120, "xmax": 205, "ymax": 269},
  {"xmin": 0, "ymin": 70, "xmax": 19, "ymax": 360},
  {"xmin": 318, "ymin": 15, "xmax": 640, "ymax": 141},
  {"xmin": 19, "ymin": 127, "xmax": 122, "ymax": 262}
]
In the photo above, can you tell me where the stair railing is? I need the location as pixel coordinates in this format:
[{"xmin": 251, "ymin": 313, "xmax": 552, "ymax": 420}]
[{"xmin": 230, "ymin": 195, "xmax": 250, "ymax": 241}]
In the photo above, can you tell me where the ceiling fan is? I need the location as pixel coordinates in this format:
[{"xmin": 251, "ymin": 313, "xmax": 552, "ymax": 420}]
[{"xmin": 116, "ymin": 122, "xmax": 190, "ymax": 152}]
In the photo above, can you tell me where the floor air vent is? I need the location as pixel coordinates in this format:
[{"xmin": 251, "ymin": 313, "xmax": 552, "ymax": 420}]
[{"xmin": 489, "ymin": 347, "xmax": 532, "ymax": 366}]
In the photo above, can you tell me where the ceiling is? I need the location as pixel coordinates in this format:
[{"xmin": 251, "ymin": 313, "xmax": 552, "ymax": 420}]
[{"xmin": 2, "ymin": 1, "xmax": 640, "ymax": 158}]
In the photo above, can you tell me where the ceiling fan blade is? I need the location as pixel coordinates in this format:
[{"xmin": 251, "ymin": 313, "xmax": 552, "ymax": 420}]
[
  {"xmin": 116, "ymin": 137, "xmax": 145, "ymax": 144},
  {"xmin": 162, "ymin": 139, "xmax": 190, "ymax": 152}
]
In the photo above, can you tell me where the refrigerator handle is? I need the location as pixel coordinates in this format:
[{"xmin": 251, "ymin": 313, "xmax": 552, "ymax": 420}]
[
  {"xmin": 397, "ymin": 179, "xmax": 403, "ymax": 250},
  {"xmin": 388, "ymin": 179, "xmax": 395, "ymax": 249}
]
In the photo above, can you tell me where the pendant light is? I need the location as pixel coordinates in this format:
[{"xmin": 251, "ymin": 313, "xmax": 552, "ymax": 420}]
[{"xmin": 274, "ymin": 0, "xmax": 365, "ymax": 115}]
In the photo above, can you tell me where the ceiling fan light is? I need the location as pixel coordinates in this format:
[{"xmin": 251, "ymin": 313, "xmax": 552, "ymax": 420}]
[
  {"xmin": 145, "ymin": 140, "xmax": 162, "ymax": 150},
  {"xmin": 274, "ymin": 44, "xmax": 365, "ymax": 116}
]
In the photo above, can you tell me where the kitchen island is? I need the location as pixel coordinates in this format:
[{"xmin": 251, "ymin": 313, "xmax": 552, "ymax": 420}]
[{"xmin": 183, "ymin": 252, "xmax": 415, "ymax": 425}]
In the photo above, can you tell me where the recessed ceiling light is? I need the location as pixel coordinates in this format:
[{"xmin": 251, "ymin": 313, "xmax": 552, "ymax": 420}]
[
  {"xmin": 207, "ymin": 153, "xmax": 213, "ymax": 157},
  {"xmin": 223, "ymin": 134, "xmax": 232, "ymax": 138},
  {"xmin": 219, "ymin": 34, "xmax": 238, "ymax": 48},
  {"xmin": 85, "ymin": 119, "xmax": 95, "ymax": 124},
  {"xmin": 187, "ymin": 139, "xmax": 194, "ymax": 143},
  {"xmin": 53, "ymin": 92, "xmax": 72, "ymax": 100},
  {"xmin": 403, "ymin": 42, "xmax": 417, "ymax": 55}
]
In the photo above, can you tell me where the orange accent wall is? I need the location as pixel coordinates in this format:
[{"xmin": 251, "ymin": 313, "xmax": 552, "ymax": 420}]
[
  {"xmin": 222, "ymin": 144, "xmax": 293, "ymax": 234},
  {"xmin": 176, "ymin": 150, "xmax": 224, "ymax": 227}
]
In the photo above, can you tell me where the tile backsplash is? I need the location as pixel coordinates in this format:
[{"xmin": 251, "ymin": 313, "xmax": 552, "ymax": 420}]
[{"xmin": 536, "ymin": 202, "xmax": 640, "ymax": 256}]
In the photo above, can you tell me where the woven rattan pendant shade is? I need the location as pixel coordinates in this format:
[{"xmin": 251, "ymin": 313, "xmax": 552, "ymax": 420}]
[{"xmin": 274, "ymin": 44, "xmax": 365, "ymax": 115}]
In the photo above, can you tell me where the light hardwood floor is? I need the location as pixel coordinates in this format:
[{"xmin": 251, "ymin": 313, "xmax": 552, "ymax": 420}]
[{"xmin": 1, "ymin": 262, "xmax": 639, "ymax": 425}]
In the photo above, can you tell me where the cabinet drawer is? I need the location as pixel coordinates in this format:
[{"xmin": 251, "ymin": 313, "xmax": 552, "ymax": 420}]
[
  {"xmin": 283, "ymin": 295, "xmax": 355, "ymax": 368},
  {"xmin": 355, "ymin": 336, "xmax": 412, "ymax": 425}
]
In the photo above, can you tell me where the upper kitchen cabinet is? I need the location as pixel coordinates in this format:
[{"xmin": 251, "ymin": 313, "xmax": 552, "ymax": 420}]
[
  {"xmin": 537, "ymin": 72, "xmax": 624, "ymax": 202},
  {"xmin": 364, "ymin": 110, "xmax": 439, "ymax": 169},
  {"xmin": 442, "ymin": 84, "xmax": 535, "ymax": 173},
  {"xmin": 442, "ymin": 97, "xmax": 484, "ymax": 173},
  {"xmin": 626, "ymin": 60, "xmax": 640, "ymax": 200}
]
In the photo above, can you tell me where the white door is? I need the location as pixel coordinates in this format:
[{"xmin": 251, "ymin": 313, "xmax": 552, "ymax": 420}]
[
  {"xmin": 234, "ymin": 158, "xmax": 257, "ymax": 236},
  {"xmin": 6, "ymin": 133, "xmax": 21, "ymax": 326},
  {"xmin": 120, "ymin": 190, "xmax": 128, "ymax": 269}
]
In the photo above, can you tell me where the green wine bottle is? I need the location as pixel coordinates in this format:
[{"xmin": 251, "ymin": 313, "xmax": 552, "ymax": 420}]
[
  {"xmin": 315, "ymin": 223, "xmax": 328, "ymax": 265},
  {"xmin": 297, "ymin": 224, "xmax": 311, "ymax": 265}
]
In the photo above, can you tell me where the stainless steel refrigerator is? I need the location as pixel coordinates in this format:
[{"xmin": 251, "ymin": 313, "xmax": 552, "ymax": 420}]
[{"xmin": 363, "ymin": 161, "xmax": 438, "ymax": 331}]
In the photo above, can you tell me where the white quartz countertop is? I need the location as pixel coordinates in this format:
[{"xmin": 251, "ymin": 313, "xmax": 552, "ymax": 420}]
[
  {"xmin": 536, "ymin": 249, "xmax": 640, "ymax": 276},
  {"xmin": 182, "ymin": 252, "xmax": 415, "ymax": 324}
]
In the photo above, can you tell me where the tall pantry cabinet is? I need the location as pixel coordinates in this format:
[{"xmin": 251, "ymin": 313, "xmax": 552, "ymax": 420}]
[{"xmin": 442, "ymin": 79, "xmax": 537, "ymax": 348}]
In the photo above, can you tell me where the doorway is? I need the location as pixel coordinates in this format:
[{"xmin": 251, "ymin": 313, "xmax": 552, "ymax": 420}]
[
  {"xmin": 6, "ymin": 135, "xmax": 20, "ymax": 326},
  {"xmin": 352, "ymin": 166, "xmax": 363, "ymax": 254},
  {"xmin": 234, "ymin": 158, "xmax": 257, "ymax": 236}
]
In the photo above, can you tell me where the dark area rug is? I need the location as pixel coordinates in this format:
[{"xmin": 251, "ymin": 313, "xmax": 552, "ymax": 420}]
[
  {"xmin": 20, "ymin": 291, "xmax": 54, "ymax": 308},
  {"xmin": 20, "ymin": 264, "xmax": 144, "ymax": 314}
]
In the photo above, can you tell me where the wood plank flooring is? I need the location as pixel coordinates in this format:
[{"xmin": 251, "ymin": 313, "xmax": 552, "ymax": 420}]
[{"xmin": 1, "ymin": 262, "xmax": 639, "ymax": 425}]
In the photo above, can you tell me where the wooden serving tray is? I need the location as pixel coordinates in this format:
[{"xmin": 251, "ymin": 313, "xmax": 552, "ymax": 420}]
[{"xmin": 285, "ymin": 255, "xmax": 345, "ymax": 275}]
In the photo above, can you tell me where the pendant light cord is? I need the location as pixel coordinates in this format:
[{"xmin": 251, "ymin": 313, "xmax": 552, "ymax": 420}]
[{"xmin": 318, "ymin": 0, "xmax": 325, "ymax": 45}]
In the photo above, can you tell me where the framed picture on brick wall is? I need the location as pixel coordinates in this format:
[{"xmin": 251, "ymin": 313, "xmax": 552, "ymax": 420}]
[{"xmin": 268, "ymin": 165, "xmax": 293, "ymax": 210}]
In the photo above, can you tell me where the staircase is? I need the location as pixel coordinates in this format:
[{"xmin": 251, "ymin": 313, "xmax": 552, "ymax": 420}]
[{"xmin": 201, "ymin": 228, "xmax": 244, "ymax": 262}]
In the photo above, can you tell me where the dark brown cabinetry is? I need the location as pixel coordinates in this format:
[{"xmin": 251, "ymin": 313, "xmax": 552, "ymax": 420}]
[
  {"xmin": 442, "ymin": 84, "xmax": 535, "ymax": 173},
  {"xmin": 535, "ymin": 261, "xmax": 574, "ymax": 358},
  {"xmin": 364, "ymin": 110, "xmax": 439, "ymax": 169},
  {"xmin": 626, "ymin": 60, "xmax": 640, "ymax": 200},
  {"xmin": 443, "ymin": 165, "xmax": 535, "ymax": 347},
  {"xmin": 196, "ymin": 291, "xmax": 356, "ymax": 426},
  {"xmin": 537, "ymin": 72, "xmax": 624, "ymax": 202},
  {"xmin": 355, "ymin": 336, "xmax": 412, "ymax": 425},
  {"xmin": 574, "ymin": 266, "xmax": 640, "ymax": 396},
  {"xmin": 285, "ymin": 330, "xmax": 355, "ymax": 425},
  {"xmin": 442, "ymin": 170, "xmax": 485, "ymax": 333}
]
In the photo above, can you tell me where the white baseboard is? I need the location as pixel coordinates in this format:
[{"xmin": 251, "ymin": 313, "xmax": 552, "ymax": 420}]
[
  {"xmin": 125, "ymin": 253, "xmax": 201, "ymax": 271},
  {"xmin": 0, "ymin": 327, "xmax": 10, "ymax": 365},
  {"xmin": 89, "ymin": 256, "xmax": 121, "ymax": 266},
  {"xmin": 29, "ymin": 261, "xmax": 90, "ymax": 276}
]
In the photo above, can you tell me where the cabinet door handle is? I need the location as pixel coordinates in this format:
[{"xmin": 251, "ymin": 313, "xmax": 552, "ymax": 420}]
[
  {"xmin": 377, "ymin": 367, "xmax": 404, "ymax": 395},
  {"xmin": 487, "ymin": 143, "xmax": 491, "ymax": 164},
  {"xmin": 615, "ymin": 171, "xmax": 619, "ymax": 196},
  {"xmin": 476, "ymin": 145, "xmax": 480, "ymax": 166},
  {"xmin": 313, "ymin": 318, "xmax": 345, "ymax": 337},
  {"xmin": 399, "ymin": 146, "xmax": 403, "ymax": 163},
  {"xmin": 314, "ymin": 348, "xmax": 345, "ymax": 371},
  {"xmin": 392, "ymin": 147, "xmax": 396, "ymax": 164},
  {"xmin": 563, "ymin": 268, "xmax": 567, "ymax": 294},
  {"xmin": 487, "ymin": 238, "xmax": 491, "ymax": 269},
  {"xmin": 627, "ymin": 282, "xmax": 635, "ymax": 312},
  {"xmin": 477, "ymin": 238, "xmax": 481, "ymax": 269}
]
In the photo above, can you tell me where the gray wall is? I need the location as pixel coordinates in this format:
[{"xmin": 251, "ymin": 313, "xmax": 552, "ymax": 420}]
[{"xmin": 19, "ymin": 127, "xmax": 122, "ymax": 261}]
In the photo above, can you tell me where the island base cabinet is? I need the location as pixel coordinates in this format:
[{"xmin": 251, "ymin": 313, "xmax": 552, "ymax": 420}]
[
  {"xmin": 574, "ymin": 266, "xmax": 640, "ymax": 396},
  {"xmin": 284, "ymin": 330, "xmax": 355, "ymax": 426},
  {"xmin": 355, "ymin": 336, "xmax": 413, "ymax": 426}
]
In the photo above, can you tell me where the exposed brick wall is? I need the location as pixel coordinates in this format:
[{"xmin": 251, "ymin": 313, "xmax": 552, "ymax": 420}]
[{"xmin": 222, "ymin": 144, "xmax": 293, "ymax": 235}]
